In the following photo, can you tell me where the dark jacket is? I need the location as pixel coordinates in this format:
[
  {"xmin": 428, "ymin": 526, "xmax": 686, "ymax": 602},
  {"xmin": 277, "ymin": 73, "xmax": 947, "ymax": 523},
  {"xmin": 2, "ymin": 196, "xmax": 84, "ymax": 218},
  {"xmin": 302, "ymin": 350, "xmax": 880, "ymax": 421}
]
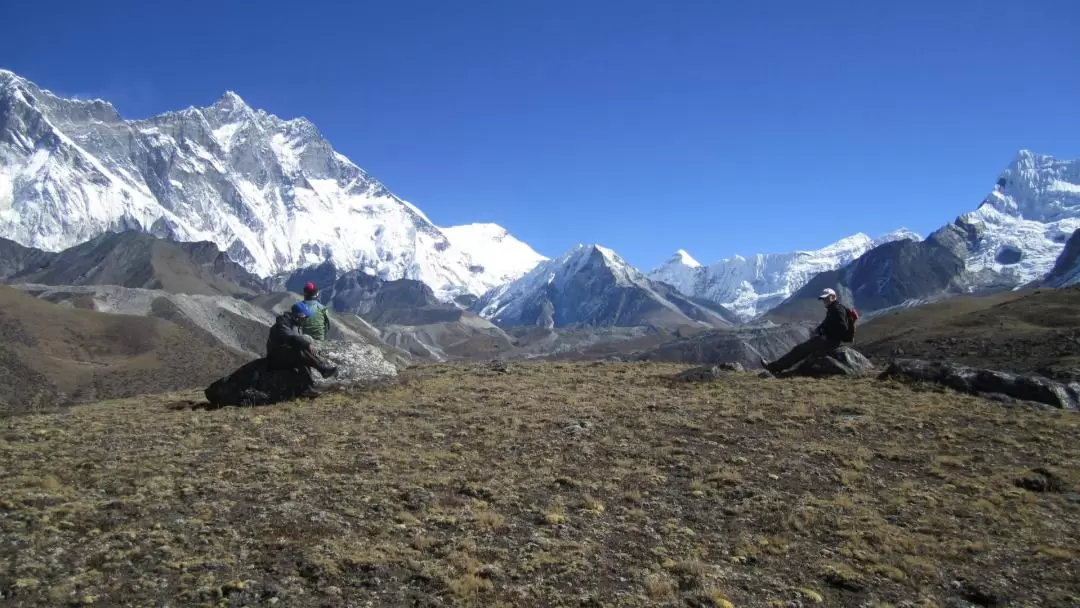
[
  {"xmin": 266, "ymin": 312, "xmax": 314, "ymax": 358},
  {"xmin": 815, "ymin": 300, "xmax": 851, "ymax": 342}
]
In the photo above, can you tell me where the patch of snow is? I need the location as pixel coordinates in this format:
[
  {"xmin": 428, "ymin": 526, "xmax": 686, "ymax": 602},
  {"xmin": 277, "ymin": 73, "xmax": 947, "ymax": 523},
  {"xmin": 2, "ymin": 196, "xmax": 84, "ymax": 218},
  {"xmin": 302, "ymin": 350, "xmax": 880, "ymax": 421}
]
[{"xmin": 441, "ymin": 223, "xmax": 548, "ymax": 285}]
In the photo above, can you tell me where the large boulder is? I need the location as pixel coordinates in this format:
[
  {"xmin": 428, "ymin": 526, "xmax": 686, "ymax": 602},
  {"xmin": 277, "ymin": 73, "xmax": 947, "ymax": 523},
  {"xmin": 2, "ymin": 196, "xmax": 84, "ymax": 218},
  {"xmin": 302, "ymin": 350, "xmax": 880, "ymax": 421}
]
[
  {"xmin": 311, "ymin": 340, "xmax": 399, "ymax": 390},
  {"xmin": 782, "ymin": 346, "xmax": 875, "ymax": 378},
  {"xmin": 878, "ymin": 358, "xmax": 1080, "ymax": 410},
  {"xmin": 204, "ymin": 340, "xmax": 398, "ymax": 407}
]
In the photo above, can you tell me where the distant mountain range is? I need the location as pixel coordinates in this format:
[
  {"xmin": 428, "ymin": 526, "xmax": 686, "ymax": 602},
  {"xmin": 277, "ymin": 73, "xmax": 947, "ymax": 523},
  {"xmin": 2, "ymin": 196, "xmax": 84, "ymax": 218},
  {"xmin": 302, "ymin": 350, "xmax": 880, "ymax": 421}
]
[{"xmin": 2, "ymin": 69, "xmax": 1079, "ymax": 331}]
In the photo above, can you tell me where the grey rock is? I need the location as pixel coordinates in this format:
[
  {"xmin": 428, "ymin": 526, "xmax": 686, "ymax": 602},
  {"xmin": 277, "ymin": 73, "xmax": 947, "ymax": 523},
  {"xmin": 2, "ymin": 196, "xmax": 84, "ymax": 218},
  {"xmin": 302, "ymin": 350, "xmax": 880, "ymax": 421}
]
[
  {"xmin": 783, "ymin": 346, "xmax": 875, "ymax": 378},
  {"xmin": 311, "ymin": 340, "xmax": 398, "ymax": 389},
  {"xmin": 879, "ymin": 358, "xmax": 1080, "ymax": 410}
]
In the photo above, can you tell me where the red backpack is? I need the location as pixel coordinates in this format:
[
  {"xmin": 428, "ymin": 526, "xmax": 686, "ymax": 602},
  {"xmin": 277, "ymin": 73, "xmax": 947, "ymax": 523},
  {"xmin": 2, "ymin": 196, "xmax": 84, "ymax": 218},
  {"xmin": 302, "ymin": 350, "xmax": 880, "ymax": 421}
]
[{"xmin": 844, "ymin": 306, "xmax": 860, "ymax": 342}]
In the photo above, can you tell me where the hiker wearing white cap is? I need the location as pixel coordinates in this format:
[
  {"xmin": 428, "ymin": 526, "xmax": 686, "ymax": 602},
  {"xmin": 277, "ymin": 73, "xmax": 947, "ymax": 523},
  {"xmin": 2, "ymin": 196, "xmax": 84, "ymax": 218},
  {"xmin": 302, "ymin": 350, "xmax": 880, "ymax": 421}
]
[{"xmin": 760, "ymin": 287, "xmax": 856, "ymax": 374}]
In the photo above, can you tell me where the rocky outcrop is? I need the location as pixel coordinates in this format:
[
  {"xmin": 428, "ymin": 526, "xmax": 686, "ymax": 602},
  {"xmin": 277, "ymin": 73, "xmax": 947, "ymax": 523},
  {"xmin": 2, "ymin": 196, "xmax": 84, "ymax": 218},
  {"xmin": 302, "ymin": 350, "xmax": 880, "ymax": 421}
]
[
  {"xmin": 1043, "ymin": 228, "xmax": 1080, "ymax": 287},
  {"xmin": 310, "ymin": 340, "xmax": 399, "ymax": 390},
  {"xmin": 780, "ymin": 346, "xmax": 875, "ymax": 378},
  {"xmin": 878, "ymin": 358, "xmax": 1080, "ymax": 410},
  {"xmin": 204, "ymin": 340, "xmax": 398, "ymax": 407}
]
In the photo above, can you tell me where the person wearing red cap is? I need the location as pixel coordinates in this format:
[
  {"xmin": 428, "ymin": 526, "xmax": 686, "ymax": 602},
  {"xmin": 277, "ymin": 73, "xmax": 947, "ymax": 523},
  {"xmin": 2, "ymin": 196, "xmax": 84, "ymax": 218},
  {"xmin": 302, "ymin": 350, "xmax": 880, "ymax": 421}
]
[{"xmin": 298, "ymin": 281, "xmax": 331, "ymax": 341}]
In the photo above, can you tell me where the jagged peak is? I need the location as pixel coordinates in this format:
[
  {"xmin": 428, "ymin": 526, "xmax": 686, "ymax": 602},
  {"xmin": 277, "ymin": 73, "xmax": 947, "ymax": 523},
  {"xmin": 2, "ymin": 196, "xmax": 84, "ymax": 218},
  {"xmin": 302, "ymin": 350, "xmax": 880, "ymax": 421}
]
[
  {"xmin": 664, "ymin": 248, "xmax": 701, "ymax": 268},
  {"xmin": 213, "ymin": 90, "xmax": 249, "ymax": 109},
  {"xmin": 874, "ymin": 227, "xmax": 922, "ymax": 246}
]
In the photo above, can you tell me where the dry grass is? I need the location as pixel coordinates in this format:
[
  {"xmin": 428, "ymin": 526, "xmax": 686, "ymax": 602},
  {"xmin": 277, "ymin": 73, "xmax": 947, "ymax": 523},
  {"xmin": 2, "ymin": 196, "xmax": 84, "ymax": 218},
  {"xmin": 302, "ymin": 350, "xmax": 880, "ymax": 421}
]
[{"xmin": 1, "ymin": 361, "xmax": 1079, "ymax": 607}]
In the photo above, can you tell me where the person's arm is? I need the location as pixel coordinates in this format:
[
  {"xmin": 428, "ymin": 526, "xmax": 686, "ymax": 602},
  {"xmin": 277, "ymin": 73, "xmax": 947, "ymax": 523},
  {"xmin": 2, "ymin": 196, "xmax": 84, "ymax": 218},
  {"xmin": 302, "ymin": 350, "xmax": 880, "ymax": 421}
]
[
  {"xmin": 286, "ymin": 324, "xmax": 315, "ymax": 348},
  {"xmin": 323, "ymin": 307, "xmax": 331, "ymax": 338}
]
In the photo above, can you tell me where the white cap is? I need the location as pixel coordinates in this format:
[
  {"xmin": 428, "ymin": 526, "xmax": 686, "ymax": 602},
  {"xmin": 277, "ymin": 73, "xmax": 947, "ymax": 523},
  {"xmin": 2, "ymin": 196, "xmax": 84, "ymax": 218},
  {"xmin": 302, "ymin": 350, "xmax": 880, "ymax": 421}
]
[{"xmin": 817, "ymin": 287, "xmax": 837, "ymax": 300}]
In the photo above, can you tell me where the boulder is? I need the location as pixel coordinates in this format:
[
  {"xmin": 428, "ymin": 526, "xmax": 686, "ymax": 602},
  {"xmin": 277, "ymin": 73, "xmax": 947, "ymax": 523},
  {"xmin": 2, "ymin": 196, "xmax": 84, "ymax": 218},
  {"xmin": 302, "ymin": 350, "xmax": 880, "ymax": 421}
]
[
  {"xmin": 311, "ymin": 340, "xmax": 399, "ymax": 390},
  {"xmin": 782, "ymin": 346, "xmax": 875, "ymax": 378},
  {"xmin": 204, "ymin": 340, "xmax": 398, "ymax": 407},
  {"xmin": 878, "ymin": 358, "xmax": 1080, "ymax": 410}
]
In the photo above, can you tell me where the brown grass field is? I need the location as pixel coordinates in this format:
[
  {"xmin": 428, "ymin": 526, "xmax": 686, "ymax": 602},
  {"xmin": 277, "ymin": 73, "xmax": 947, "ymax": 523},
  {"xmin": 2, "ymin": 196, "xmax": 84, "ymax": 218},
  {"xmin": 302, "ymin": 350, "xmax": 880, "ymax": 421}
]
[{"xmin": 2, "ymin": 361, "xmax": 1079, "ymax": 607}]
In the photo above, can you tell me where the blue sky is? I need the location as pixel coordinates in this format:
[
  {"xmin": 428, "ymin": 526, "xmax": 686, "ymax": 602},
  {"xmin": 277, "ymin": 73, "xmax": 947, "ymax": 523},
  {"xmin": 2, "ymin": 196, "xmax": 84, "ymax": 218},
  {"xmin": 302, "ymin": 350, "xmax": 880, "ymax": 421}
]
[{"xmin": 3, "ymin": 0, "xmax": 1078, "ymax": 269}]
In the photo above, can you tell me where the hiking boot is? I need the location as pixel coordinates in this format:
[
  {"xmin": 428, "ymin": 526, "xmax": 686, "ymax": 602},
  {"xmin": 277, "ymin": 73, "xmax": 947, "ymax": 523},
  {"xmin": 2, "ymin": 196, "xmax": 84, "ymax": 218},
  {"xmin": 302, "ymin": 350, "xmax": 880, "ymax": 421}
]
[
  {"xmin": 319, "ymin": 365, "xmax": 338, "ymax": 379},
  {"xmin": 299, "ymin": 387, "xmax": 323, "ymax": 399}
]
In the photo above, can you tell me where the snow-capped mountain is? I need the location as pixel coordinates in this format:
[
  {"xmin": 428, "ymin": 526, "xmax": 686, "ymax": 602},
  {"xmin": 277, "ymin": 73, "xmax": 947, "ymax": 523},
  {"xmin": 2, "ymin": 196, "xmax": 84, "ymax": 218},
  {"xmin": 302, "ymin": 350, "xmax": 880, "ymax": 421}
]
[
  {"xmin": 440, "ymin": 223, "xmax": 548, "ymax": 287},
  {"xmin": 929, "ymin": 150, "xmax": 1080, "ymax": 287},
  {"xmin": 0, "ymin": 70, "xmax": 543, "ymax": 300},
  {"xmin": 649, "ymin": 229, "xmax": 921, "ymax": 320},
  {"xmin": 768, "ymin": 151, "xmax": 1080, "ymax": 321},
  {"xmin": 472, "ymin": 244, "xmax": 737, "ymax": 329}
]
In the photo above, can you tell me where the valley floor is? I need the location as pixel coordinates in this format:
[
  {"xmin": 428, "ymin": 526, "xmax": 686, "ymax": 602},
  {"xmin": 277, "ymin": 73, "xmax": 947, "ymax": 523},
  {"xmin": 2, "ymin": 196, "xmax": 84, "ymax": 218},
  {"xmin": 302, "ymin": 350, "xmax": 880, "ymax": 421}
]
[{"xmin": 1, "ymin": 362, "xmax": 1079, "ymax": 607}]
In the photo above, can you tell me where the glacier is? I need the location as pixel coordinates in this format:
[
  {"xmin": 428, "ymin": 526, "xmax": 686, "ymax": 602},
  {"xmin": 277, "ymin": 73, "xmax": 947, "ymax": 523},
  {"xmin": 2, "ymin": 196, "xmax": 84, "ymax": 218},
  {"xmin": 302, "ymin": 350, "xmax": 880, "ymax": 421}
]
[{"xmin": 0, "ymin": 70, "xmax": 544, "ymax": 300}]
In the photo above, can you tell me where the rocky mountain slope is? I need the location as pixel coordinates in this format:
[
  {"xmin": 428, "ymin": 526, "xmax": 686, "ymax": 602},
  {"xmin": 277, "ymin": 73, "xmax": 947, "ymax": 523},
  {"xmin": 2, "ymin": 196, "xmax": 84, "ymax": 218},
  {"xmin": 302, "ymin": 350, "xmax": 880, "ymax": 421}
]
[
  {"xmin": 766, "ymin": 237, "xmax": 968, "ymax": 322},
  {"xmin": 0, "ymin": 285, "xmax": 252, "ymax": 411},
  {"xmin": 0, "ymin": 69, "xmax": 543, "ymax": 300},
  {"xmin": 473, "ymin": 244, "xmax": 739, "ymax": 330},
  {"xmin": 1044, "ymin": 229, "xmax": 1080, "ymax": 288},
  {"xmin": 6, "ymin": 231, "xmax": 266, "ymax": 296},
  {"xmin": 0, "ymin": 236, "xmax": 54, "ymax": 280},
  {"xmin": 648, "ymin": 230, "xmax": 920, "ymax": 320}
]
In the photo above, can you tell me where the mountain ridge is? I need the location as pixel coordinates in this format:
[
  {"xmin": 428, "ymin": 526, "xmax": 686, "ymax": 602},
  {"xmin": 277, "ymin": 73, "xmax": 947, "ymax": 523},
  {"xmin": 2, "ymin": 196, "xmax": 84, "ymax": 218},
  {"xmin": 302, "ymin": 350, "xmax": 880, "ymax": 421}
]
[
  {"xmin": 0, "ymin": 69, "xmax": 544, "ymax": 300},
  {"xmin": 648, "ymin": 228, "xmax": 922, "ymax": 320},
  {"xmin": 473, "ymin": 243, "xmax": 738, "ymax": 329}
]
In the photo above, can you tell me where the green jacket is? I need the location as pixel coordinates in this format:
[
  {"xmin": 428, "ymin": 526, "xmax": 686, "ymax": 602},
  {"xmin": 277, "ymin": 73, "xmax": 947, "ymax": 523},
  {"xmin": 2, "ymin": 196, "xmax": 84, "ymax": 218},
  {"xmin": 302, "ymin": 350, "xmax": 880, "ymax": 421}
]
[{"xmin": 299, "ymin": 298, "xmax": 331, "ymax": 340}]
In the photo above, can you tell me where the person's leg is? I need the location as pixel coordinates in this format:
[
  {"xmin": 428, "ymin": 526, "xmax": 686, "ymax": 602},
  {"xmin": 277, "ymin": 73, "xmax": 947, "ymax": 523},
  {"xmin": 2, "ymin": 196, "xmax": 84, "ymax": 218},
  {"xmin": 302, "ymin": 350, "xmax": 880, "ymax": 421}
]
[
  {"xmin": 764, "ymin": 336, "xmax": 835, "ymax": 373},
  {"xmin": 297, "ymin": 345, "xmax": 337, "ymax": 378}
]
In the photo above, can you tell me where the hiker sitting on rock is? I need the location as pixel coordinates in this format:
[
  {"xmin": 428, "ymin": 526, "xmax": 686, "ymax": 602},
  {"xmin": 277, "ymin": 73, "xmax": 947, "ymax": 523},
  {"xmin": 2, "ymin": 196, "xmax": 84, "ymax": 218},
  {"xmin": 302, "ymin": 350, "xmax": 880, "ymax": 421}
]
[
  {"xmin": 298, "ymin": 281, "xmax": 331, "ymax": 340},
  {"xmin": 761, "ymin": 288, "xmax": 855, "ymax": 375},
  {"xmin": 267, "ymin": 302, "xmax": 337, "ymax": 380}
]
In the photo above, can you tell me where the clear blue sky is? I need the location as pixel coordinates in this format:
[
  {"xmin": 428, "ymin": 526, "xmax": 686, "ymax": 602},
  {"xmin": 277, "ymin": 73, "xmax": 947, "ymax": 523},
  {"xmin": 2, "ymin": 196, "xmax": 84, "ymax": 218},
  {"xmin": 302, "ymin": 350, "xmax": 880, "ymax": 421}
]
[{"xmin": 3, "ymin": 0, "xmax": 1078, "ymax": 269}]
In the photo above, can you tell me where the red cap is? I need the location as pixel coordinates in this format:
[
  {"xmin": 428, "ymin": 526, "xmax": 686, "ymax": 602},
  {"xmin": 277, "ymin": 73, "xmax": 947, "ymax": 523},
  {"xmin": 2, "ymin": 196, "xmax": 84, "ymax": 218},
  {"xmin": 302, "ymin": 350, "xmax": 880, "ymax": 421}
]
[{"xmin": 303, "ymin": 281, "xmax": 317, "ymax": 294}]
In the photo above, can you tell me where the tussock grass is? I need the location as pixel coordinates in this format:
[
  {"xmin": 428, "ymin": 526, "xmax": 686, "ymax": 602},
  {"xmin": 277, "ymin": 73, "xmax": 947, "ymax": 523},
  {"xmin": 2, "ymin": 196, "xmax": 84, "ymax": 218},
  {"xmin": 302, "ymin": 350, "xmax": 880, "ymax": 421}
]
[{"xmin": 1, "ymin": 361, "xmax": 1078, "ymax": 606}]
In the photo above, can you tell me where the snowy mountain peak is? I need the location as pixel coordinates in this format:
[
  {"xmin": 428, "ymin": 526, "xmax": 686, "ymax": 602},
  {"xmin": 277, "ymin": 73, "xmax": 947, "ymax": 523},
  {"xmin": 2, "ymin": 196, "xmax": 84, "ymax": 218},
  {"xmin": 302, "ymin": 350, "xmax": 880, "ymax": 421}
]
[
  {"xmin": 648, "ymin": 230, "xmax": 907, "ymax": 320},
  {"xmin": 472, "ymin": 243, "xmax": 735, "ymax": 329},
  {"xmin": 0, "ymin": 69, "xmax": 544, "ymax": 301},
  {"xmin": 874, "ymin": 227, "xmax": 922, "ymax": 246},
  {"xmin": 983, "ymin": 151, "xmax": 1080, "ymax": 223},
  {"xmin": 930, "ymin": 150, "xmax": 1080, "ymax": 286},
  {"xmin": 214, "ymin": 90, "xmax": 248, "ymax": 108},
  {"xmin": 669, "ymin": 249, "xmax": 701, "ymax": 268}
]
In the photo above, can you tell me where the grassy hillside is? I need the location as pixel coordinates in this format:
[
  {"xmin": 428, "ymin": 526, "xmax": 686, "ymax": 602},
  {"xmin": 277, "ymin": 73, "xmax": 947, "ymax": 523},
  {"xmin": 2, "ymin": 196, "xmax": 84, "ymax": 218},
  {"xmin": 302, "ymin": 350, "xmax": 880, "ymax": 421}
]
[
  {"xmin": 857, "ymin": 286, "xmax": 1080, "ymax": 376},
  {"xmin": 0, "ymin": 286, "xmax": 252, "ymax": 412},
  {"xmin": 2, "ymin": 362, "xmax": 1077, "ymax": 606}
]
